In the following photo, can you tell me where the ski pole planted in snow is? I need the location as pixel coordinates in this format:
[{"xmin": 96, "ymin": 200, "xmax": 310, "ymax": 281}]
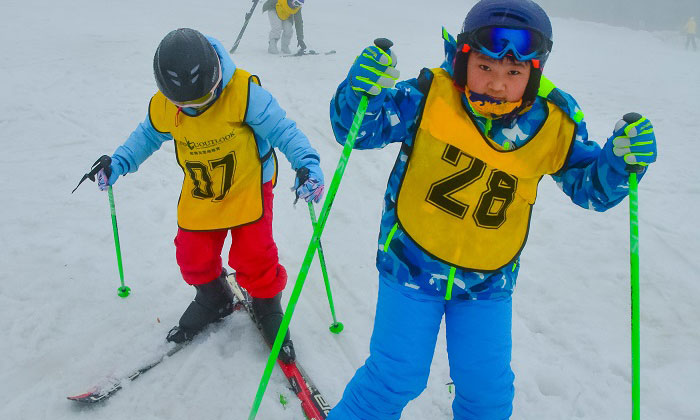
[
  {"xmin": 248, "ymin": 37, "xmax": 395, "ymax": 420},
  {"xmin": 72, "ymin": 155, "xmax": 131, "ymax": 298},
  {"xmin": 106, "ymin": 185, "xmax": 130, "ymax": 298},
  {"xmin": 294, "ymin": 166, "xmax": 344, "ymax": 334},
  {"xmin": 308, "ymin": 201, "xmax": 344, "ymax": 334},
  {"xmin": 230, "ymin": 0, "xmax": 261, "ymax": 53},
  {"xmin": 621, "ymin": 112, "xmax": 644, "ymax": 420}
]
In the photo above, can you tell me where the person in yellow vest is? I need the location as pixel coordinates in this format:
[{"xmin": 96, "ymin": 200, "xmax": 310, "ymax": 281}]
[
  {"xmin": 684, "ymin": 16, "xmax": 697, "ymax": 51},
  {"xmin": 326, "ymin": 0, "xmax": 657, "ymax": 418},
  {"xmin": 89, "ymin": 28, "xmax": 324, "ymax": 364},
  {"xmin": 262, "ymin": 0, "xmax": 305, "ymax": 54}
]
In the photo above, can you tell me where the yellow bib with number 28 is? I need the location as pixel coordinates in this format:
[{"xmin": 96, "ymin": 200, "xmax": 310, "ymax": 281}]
[{"xmin": 396, "ymin": 68, "xmax": 576, "ymax": 271}]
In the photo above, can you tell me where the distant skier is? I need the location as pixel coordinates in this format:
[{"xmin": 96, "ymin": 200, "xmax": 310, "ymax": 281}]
[
  {"xmin": 684, "ymin": 16, "xmax": 697, "ymax": 51},
  {"xmin": 88, "ymin": 28, "xmax": 324, "ymax": 364},
  {"xmin": 327, "ymin": 0, "xmax": 657, "ymax": 418},
  {"xmin": 262, "ymin": 0, "xmax": 305, "ymax": 54}
]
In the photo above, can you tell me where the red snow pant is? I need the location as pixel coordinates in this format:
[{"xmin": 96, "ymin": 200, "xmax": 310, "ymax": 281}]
[{"xmin": 174, "ymin": 182, "xmax": 287, "ymax": 298}]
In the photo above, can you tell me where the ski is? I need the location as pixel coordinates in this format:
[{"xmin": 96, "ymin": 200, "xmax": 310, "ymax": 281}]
[
  {"xmin": 68, "ymin": 275, "xmax": 330, "ymax": 418},
  {"xmin": 227, "ymin": 274, "xmax": 331, "ymax": 419},
  {"xmin": 283, "ymin": 49, "xmax": 337, "ymax": 57},
  {"xmin": 67, "ymin": 341, "xmax": 187, "ymax": 403},
  {"xmin": 68, "ymin": 302, "xmax": 244, "ymax": 403}
]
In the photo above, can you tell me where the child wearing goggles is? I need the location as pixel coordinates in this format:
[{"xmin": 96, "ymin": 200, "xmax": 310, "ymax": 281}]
[
  {"xmin": 326, "ymin": 0, "xmax": 657, "ymax": 419},
  {"xmin": 86, "ymin": 28, "xmax": 325, "ymax": 365}
]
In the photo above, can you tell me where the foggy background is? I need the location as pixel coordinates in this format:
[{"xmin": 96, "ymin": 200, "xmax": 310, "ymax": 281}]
[{"xmin": 538, "ymin": 0, "xmax": 699, "ymax": 31}]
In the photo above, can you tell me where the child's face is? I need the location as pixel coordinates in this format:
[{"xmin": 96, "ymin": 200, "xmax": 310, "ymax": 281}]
[{"xmin": 466, "ymin": 52, "xmax": 531, "ymax": 103}]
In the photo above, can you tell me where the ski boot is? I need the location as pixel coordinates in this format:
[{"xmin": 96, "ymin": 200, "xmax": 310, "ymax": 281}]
[
  {"xmin": 252, "ymin": 293, "xmax": 296, "ymax": 364},
  {"xmin": 280, "ymin": 43, "xmax": 291, "ymax": 55},
  {"xmin": 167, "ymin": 268, "xmax": 235, "ymax": 344},
  {"xmin": 268, "ymin": 38, "xmax": 279, "ymax": 54}
]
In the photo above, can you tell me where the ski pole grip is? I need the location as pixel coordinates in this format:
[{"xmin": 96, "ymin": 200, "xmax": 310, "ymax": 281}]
[
  {"xmin": 623, "ymin": 112, "xmax": 643, "ymax": 124},
  {"xmin": 373, "ymin": 38, "xmax": 393, "ymax": 52},
  {"xmin": 296, "ymin": 167, "xmax": 310, "ymax": 185},
  {"xmin": 622, "ymin": 112, "xmax": 645, "ymax": 174}
]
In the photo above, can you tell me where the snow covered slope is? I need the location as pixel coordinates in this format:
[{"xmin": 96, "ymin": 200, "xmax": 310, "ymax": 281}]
[{"xmin": 0, "ymin": 0, "xmax": 698, "ymax": 419}]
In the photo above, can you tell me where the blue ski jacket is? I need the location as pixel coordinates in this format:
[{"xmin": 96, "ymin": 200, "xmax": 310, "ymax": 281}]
[
  {"xmin": 109, "ymin": 36, "xmax": 320, "ymax": 186},
  {"xmin": 329, "ymin": 31, "xmax": 645, "ymax": 301}
]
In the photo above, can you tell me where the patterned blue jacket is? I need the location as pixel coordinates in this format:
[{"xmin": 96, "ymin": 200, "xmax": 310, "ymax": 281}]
[
  {"xmin": 329, "ymin": 31, "xmax": 644, "ymax": 300},
  {"xmin": 109, "ymin": 36, "xmax": 320, "ymax": 186}
]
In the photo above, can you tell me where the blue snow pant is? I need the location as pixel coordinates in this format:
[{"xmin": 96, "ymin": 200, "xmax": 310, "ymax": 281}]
[{"xmin": 327, "ymin": 277, "xmax": 514, "ymax": 420}]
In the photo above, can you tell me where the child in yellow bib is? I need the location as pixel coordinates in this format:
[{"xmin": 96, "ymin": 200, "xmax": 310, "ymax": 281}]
[
  {"xmin": 327, "ymin": 0, "xmax": 658, "ymax": 419},
  {"xmin": 262, "ymin": 0, "xmax": 306, "ymax": 54},
  {"xmin": 88, "ymin": 28, "xmax": 325, "ymax": 364}
]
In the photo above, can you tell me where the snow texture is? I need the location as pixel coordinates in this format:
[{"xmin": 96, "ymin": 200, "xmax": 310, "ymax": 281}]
[{"xmin": 0, "ymin": 0, "xmax": 698, "ymax": 419}]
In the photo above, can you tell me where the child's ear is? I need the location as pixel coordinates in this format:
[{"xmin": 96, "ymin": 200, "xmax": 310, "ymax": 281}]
[{"xmin": 521, "ymin": 64, "xmax": 543, "ymax": 106}]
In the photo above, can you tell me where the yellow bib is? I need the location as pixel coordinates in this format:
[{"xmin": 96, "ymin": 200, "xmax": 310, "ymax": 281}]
[
  {"xmin": 396, "ymin": 68, "xmax": 576, "ymax": 271},
  {"xmin": 276, "ymin": 0, "xmax": 300, "ymax": 20},
  {"xmin": 149, "ymin": 69, "xmax": 263, "ymax": 231}
]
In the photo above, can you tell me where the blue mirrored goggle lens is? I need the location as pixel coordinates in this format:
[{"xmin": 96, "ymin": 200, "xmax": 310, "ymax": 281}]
[{"xmin": 475, "ymin": 27, "xmax": 543, "ymax": 60}]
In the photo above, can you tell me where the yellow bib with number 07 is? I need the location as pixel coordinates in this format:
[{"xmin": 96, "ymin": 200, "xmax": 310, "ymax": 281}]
[{"xmin": 149, "ymin": 68, "xmax": 263, "ymax": 231}]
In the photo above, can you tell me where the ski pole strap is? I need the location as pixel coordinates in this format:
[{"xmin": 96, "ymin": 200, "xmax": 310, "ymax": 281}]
[
  {"xmin": 445, "ymin": 266, "xmax": 456, "ymax": 300},
  {"xmin": 72, "ymin": 155, "xmax": 112, "ymax": 193}
]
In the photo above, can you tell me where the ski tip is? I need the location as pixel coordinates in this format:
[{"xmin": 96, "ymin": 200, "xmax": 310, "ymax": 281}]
[{"xmin": 67, "ymin": 391, "xmax": 101, "ymax": 403}]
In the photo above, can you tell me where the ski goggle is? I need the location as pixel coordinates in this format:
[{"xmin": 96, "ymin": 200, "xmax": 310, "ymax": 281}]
[
  {"xmin": 463, "ymin": 27, "xmax": 551, "ymax": 63},
  {"xmin": 291, "ymin": 0, "xmax": 304, "ymax": 7},
  {"xmin": 169, "ymin": 63, "xmax": 223, "ymax": 109}
]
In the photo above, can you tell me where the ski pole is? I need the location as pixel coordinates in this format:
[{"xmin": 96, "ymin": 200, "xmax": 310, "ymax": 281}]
[
  {"xmin": 107, "ymin": 185, "xmax": 131, "ymax": 298},
  {"xmin": 622, "ymin": 112, "xmax": 644, "ymax": 420},
  {"xmin": 72, "ymin": 155, "xmax": 131, "ymax": 298},
  {"xmin": 629, "ymin": 172, "xmax": 643, "ymax": 418},
  {"xmin": 308, "ymin": 201, "xmax": 344, "ymax": 334},
  {"xmin": 248, "ymin": 94, "xmax": 368, "ymax": 420},
  {"xmin": 248, "ymin": 37, "xmax": 393, "ymax": 420},
  {"xmin": 230, "ymin": 0, "xmax": 261, "ymax": 54},
  {"xmin": 629, "ymin": 168, "xmax": 641, "ymax": 420}
]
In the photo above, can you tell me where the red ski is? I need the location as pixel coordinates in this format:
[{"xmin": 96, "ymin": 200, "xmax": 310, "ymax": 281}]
[
  {"xmin": 227, "ymin": 274, "xmax": 330, "ymax": 419},
  {"xmin": 68, "ymin": 275, "xmax": 331, "ymax": 420}
]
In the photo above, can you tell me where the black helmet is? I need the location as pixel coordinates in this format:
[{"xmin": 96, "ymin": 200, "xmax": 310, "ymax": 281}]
[{"xmin": 153, "ymin": 28, "xmax": 221, "ymax": 103}]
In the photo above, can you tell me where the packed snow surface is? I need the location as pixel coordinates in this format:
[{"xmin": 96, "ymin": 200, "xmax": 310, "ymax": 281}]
[{"xmin": 1, "ymin": 1, "xmax": 698, "ymax": 419}]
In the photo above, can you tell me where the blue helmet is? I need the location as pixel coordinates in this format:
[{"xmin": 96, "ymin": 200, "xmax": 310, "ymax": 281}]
[
  {"xmin": 461, "ymin": 0, "xmax": 553, "ymax": 66},
  {"xmin": 453, "ymin": 0, "xmax": 553, "ymax": 107}
]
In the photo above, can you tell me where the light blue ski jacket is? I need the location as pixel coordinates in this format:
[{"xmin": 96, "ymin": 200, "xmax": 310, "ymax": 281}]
[
  {"xmin": 329, "ymin": 31, "xmax": 646, "ymax": 301},
  {"xmin": 109, "ymin": 36, "xmax": 320, "ymax": 186}
]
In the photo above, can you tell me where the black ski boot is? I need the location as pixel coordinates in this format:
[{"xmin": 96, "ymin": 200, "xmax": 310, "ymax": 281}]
[
  {"xmin": 167, "ymin": 269, "xmax": 235, "ymax": 344},
  {"xmin": 252, "ymin": 293, "xmax": 296, "ymax": 364}
]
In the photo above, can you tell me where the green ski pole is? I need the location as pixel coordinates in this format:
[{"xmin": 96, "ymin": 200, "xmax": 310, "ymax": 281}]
[
  {"xmin": 621, "ymin": 111, "xmax": 644, "ymax": 420},
  {"xmin": 308, "ymin": 202, "xmax": 344, "ymax": 334},
  {"xmin": 107, "ymin": 186, "xmax": 131, "ymax": 298},
  {"xmin": 248, "ymin": 94, "xmax": 368, "ymax": 420},
  {"xmin": 629, "ymin": 168, "xmax": 640, "ymax": 420},
  {"xmin": 72, "ymin": 155, "xmax": 130, "ymax": 298},
  {"xmin": 248, "ymin": 36, "xmax": 394, "ymax": 420}
]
